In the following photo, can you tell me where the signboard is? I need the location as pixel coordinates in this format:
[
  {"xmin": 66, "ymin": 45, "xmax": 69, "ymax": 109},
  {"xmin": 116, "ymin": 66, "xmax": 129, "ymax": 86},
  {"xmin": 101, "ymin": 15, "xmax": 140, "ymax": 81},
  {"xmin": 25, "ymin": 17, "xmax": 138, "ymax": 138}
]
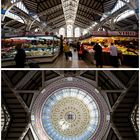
[
  {"xmin": 92, "ymin": 31, "xmax": 107, "ymax": 36},
  {"xmin": 25, "ymin": 31, "xmax": 46, "ymax": 36},
  {"xmin": 4, "ymin": 32, "xmax": 25, "ymax": 38},
  {"xmin": 91, "ymin": 31, "xmax": 138, "ymax": 37},
  {"xmin": 108, "ymin": 31, "xmax": 138, "ymax": 37},
  {"xmin": 4, "ymin": 31, "xmax": 58, "ymax": 38}
]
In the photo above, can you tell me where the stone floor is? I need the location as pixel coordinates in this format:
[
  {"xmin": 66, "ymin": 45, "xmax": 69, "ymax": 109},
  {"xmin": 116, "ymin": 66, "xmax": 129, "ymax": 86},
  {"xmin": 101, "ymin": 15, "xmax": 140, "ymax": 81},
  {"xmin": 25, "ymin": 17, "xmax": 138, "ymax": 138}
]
[{"xmin": 39, "ymin": 48, "xmax": 129, "ymax": 68}]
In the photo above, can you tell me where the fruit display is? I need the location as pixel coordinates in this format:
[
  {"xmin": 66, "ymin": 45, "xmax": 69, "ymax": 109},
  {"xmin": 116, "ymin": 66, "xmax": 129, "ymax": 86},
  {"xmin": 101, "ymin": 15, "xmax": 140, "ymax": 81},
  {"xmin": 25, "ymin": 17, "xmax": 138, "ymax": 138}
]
[{"xmin": 80, "ymin": 36, "xmax": 138, "ymax": 56}]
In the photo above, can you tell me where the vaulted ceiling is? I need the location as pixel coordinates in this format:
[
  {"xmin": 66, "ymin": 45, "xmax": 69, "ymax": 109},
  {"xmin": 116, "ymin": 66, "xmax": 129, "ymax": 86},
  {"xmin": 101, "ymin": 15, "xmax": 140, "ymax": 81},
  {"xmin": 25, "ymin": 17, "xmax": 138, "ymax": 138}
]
[{"xmin": 2, "ymin": 0, "xmax": 138, "ymax": 31}]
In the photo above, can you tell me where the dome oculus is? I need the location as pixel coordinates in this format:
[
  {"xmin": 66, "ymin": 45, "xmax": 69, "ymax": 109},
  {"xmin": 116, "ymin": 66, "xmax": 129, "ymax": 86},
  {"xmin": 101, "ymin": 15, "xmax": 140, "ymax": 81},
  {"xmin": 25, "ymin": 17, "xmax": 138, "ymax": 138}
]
[{"xmin": 41, "ymin": 88, "xmax": 100, "ymax": 140}]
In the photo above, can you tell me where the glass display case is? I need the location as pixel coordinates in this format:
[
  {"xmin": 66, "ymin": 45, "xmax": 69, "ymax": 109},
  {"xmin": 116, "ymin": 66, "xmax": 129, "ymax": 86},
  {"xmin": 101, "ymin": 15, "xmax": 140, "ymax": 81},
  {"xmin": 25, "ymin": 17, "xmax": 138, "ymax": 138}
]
[
  {"xmin": 2, "ymin": 35, "xmax": 61, "ymax": 67},
  {"xmin": 2, "ymin": 46, "xmax": 60, "ymax": 59}
]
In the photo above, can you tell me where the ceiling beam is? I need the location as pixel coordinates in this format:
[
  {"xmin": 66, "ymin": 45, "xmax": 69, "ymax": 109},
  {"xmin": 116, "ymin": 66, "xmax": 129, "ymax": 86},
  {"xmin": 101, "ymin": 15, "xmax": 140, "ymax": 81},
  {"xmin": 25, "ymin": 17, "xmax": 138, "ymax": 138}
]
[
  {"xmin": 112, "ymin": 72, "xmax": 138, "ymax": 112},
  {"xmin": 93, "ymin": 5, "xmax": 128, "ymax": 30},
  {"xmin": 47, "ymin": 15, "xmax": 64, "ymax": 24},
  {"xmin": 103, "ymin": 71, "xmax": 126, "ymax": 89},
  {"xmin": 76, "ymin": 11, "xmax": 95, "ymax": 21},
  {"xmin": 2, "ymin": 72, "xmax": 29, "ymax": 112},
  {"xmin": 75, "ymin": 19, "xmax": 90, "ymax": 27},
  {"xmin": 47, "ymin": 10, "xmax": 64, "ymax": 20},
  {"xmin": 76, "ymin": 14, "xmax": 93, "ymax": 23},
  {"xmin": 52, "ymin": 22, "xmax": 66, "ymax": 29},
  {"xmin": 50, "ymin": 20, "xmax": 65, "ymax": 28},
  {"xmin": 14, "ymin": 71, "xmax": 38, "ymax": 90},
  {"xmin": 111, "ymin": 122, "xmax": 122, "ymax": 140},
  {"xmin": 74, "ymin": 23, "xmax": 86, "ymax": 28},
  {"xmin": 76, "ymin": 17, "xmax": 91, "ymax": 25},
  {"xmin": 102, "ymin": 90, "xmax": 125, "ymax": 93},
  {"xmin": 78, "ymin": 3, "xmax": 103, "ymax": 16},
  {"xmin": 15, "ymin": 90, "xmax": 39, "ymax": 93},
  {"xmin": 75, "ymin": 20, "xmax": 90, "ymax": 27},
  {"xmin": 51, "ymin": 21, "xmax": 65, "ymax": 29},
  {"xmin": 37, "ymin": 4, "xmax": 62, "ymax": 17}
]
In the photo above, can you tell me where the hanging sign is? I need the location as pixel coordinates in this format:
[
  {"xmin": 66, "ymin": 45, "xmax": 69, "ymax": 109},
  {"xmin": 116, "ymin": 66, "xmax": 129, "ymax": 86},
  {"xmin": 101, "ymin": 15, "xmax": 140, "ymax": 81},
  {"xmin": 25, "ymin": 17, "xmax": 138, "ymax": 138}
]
[
  {"xmin": 108, "ymin": 31, "xmax": 138, "ymax": 37},
  {"xmin": 91, "ymin": 31, "xmax": 138, "ymax": 37}
]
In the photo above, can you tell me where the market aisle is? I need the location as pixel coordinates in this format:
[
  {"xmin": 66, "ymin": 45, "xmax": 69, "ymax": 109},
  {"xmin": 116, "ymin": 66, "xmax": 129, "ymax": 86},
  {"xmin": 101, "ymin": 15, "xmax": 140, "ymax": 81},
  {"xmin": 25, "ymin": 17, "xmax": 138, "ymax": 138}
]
[
  {"xmin": 39, "ymin": 48, "xmax": 130, "ymax": 68},
  {"xmin": 39, "ymin": 48, "xmax": 94, "ymax": 68}
]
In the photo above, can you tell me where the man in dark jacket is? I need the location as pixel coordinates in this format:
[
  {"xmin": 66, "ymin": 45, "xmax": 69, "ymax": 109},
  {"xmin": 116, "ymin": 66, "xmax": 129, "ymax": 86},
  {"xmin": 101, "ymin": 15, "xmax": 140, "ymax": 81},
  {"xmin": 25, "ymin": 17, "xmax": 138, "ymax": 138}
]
[
  {"xmin": 14, "ymin": 44, "xmax": 26, "ymax": 68},
  {"xmin": 93, "ymin": 42, "xmax": 103, "ymax": 68}
]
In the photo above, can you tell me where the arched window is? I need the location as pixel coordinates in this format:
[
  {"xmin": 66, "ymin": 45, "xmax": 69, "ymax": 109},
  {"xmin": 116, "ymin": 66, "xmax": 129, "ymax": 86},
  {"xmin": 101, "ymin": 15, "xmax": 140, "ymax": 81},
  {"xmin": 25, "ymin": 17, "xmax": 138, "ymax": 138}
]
[
  {"xmin": 83, "ymin": 29, "xmax": 88, "ymax": 35},
  {"xmin": 34, "ymin": 28, "xmax": 39, "ymax": 32},
  {"xmin": 59, "ymin": 28, "xmax": 65, "ymax": 37},
  {"xmin": 67, "ymin": 25, "xmax": 73, "ymax": 37},
  {"xmin": 75, "ymin": 27, "xmax": 80, "ymax": 37}
]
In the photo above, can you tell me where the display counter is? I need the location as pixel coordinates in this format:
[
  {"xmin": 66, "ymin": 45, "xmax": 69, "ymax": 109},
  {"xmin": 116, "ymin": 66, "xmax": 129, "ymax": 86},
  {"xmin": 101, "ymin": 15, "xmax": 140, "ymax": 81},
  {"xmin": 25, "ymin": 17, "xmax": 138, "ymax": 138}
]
[
  {"xmin": 80, "ymin": 34, "xmax": 138, "ymax": 67},
  {"xmin": 83, "ymin": 48, "xmax": 138, "ymax": 67},
  {"xmin": 2, "ymin": 46, "xmax": 60, "ymax": 68},
  {"xmin": 2, "ymin": 35, "xmax": 61, "ymax": 67}
]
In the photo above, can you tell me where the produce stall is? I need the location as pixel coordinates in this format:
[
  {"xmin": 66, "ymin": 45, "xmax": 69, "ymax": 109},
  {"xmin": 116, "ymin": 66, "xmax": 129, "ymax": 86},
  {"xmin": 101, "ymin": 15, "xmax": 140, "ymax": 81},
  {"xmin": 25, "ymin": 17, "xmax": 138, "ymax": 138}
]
[
  {"xmin": 80, "ymin": 31, "xmax": 138, "ymax": 67},
  {"xmin": 2, "ymin": 34, "xmax": 61, "ymax": 67}
]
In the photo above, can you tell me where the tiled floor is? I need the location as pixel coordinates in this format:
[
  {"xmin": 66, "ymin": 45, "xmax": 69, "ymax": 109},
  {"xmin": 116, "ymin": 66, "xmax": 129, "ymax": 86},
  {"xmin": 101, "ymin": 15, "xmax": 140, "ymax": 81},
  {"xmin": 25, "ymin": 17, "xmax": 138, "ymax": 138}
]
[
  {"xmin": 40, "ymin": 49, "xmax": 94, "ymax": 68},
  {"xmin": 39, "ymin": 48, "xmax": 129, "ymax": 68}
]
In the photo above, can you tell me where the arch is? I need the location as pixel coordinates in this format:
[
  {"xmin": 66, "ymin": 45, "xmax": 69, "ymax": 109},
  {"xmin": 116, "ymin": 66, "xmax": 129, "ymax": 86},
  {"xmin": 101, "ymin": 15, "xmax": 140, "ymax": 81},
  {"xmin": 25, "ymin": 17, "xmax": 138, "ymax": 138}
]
[
  {"xmin": 59, "ymin": 28, "xmax": 65, "ymax": 37},
  {"xmin": 2, "ymin": 0, "xmax": 41, "ymax": 31},
  {"xmin": 83, "ymin": 29, "xmax": 88, "ymax": 35},
  {"xmin": 67, "ymin": 24, "xmax": 73, "ymax": 37},
  {"xmin": 74, "ymin": 27, "xmax": 81, "ymax": 37},
  {"xmin": 2, "ymin": 0, "xmax": 23, "ymax": 21},
  {"xmin": 3, "ymin": 14, "xmax": 26, "ymax": 29}
]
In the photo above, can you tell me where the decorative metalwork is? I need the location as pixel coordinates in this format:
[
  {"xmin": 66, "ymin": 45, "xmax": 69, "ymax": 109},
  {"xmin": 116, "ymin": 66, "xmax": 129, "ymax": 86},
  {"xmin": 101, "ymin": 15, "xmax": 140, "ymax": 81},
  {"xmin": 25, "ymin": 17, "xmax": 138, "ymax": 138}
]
[
  {"xmin": 41, "ymin": 88, "xmax": 99, "ymax": 140},
  {"xmin": 131, "ymin": 104, "xmax": 139, "ymax": 134},
  {"xmin": 1, "ymin": 104, "xmax": 10, "ymax": 138},
  {"xmin": 31, "ymin": 77, "xmax": 110, "ymax": 140},
  {"xmin": 61, "ymin": 0, "xmax": 79, "ymax": 24}
]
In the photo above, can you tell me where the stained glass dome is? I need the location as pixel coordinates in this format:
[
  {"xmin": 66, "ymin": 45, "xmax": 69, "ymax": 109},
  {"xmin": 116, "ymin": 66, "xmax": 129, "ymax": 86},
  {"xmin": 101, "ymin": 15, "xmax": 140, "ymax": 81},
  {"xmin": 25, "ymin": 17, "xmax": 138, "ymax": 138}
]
[
  {"xmin": 41, "ymin": 88, "xmax": 99, "ymax": 140},
  {"xmin": 31, "ymin": 77, "xmax": 110, "ymax": 140}
]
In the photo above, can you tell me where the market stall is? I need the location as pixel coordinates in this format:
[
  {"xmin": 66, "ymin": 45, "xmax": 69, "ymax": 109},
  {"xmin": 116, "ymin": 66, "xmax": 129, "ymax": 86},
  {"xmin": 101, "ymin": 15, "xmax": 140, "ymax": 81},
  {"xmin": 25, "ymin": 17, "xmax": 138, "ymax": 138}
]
[
  {"xmin": 80, "ymin": 31, "xmax": 138, "ymax": 67},
  {"xmin": 2, "ymin": 32, "xmax": 61, "ymax": 67}
]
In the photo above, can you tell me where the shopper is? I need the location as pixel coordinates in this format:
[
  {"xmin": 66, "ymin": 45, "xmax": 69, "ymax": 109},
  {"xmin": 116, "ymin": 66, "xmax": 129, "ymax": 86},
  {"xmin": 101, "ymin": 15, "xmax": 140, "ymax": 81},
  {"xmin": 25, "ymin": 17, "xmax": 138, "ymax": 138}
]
[
  {"xmin": 109, "ymin": 43, "xmax": 118, "ymax": 67},
  {"xmin": 77, "ymin": 42, "xmax": 80, "ymax": 51},
  {"xmin": 63, "ymin": 42, "xmax": 70, "ymax": 60},
  {"xmin": 14, "ymin": 44, "xmax": 26, "ymax": 68},
  {"xmin": 93, "ymin": 42, "xmax": 103, "ymax": 68}
]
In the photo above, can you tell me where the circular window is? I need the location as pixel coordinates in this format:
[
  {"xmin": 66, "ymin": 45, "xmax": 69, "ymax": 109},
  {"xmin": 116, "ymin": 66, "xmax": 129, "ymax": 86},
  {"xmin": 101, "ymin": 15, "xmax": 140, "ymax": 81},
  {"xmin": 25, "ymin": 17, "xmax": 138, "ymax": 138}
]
[
  {"xmin": 31, "ymin": 77, "xmax": 110, "ymax": 140},
  {"xmin": 41, "ymin": 88, "xmax": 99, "ymax": 140}
]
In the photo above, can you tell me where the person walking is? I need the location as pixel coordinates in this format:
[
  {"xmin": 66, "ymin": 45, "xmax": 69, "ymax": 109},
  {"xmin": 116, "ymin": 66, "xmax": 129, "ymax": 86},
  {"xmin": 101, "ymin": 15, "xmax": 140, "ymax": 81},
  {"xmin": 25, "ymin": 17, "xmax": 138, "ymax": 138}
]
[
  {"xmin": 14, "ymin": 44, "xmax": 26, "ymax": 68},
  {"xmin": 63, "ymin": 42, "xmax": 70, "ymax": 60},
  {"xmin": 93, "ymin": 42, "xmax": 103, "ymax": 68},
  {"xmin": 109, "ymin": 43, "xmax": 118, "ymax": 67}
]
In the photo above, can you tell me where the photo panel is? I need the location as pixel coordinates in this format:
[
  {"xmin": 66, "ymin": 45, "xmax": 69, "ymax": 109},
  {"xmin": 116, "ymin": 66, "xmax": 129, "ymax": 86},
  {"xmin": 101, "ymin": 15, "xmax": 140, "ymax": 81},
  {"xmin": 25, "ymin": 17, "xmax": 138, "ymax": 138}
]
[{"xmin": 1, "ymin": 70, "xmax": 139, "ymax": 140}]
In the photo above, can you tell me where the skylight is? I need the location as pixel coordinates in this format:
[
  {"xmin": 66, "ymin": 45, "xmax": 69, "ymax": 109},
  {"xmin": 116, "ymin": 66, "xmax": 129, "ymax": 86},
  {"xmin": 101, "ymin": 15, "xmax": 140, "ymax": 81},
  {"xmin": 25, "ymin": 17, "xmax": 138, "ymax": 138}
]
[
  {"xmin": 86, "ymin": 0, "xmax": 130, "ymax": 31},
  {"xmin": 6, "ymin": 11, "xmax": 24, "ymax": 23},
  {"xmin": 61, "ymin": 0, "xmax": 80, "ymax": 24},
  {"xmin": 7, "ymin": 0, "xmax": 29, "ymax": 23},
  {"xmin": 111, "ymin": 0, "xmax": 125, "ymax": 14},
  {"xmin": 11, "ymin": 0, "xmax": 29, "ymax": 14},
  {"xmin": 32, "ymin": 15, "xmax": 40, "ymax": 22}
]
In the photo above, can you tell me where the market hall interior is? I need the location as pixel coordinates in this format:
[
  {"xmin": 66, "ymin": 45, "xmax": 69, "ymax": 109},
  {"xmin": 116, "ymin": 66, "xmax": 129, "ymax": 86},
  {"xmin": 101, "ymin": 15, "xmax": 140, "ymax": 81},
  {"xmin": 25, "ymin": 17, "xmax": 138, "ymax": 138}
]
[{"xmin": 1, "ymin": 0, "xmax": 139, "ymax": 68}]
